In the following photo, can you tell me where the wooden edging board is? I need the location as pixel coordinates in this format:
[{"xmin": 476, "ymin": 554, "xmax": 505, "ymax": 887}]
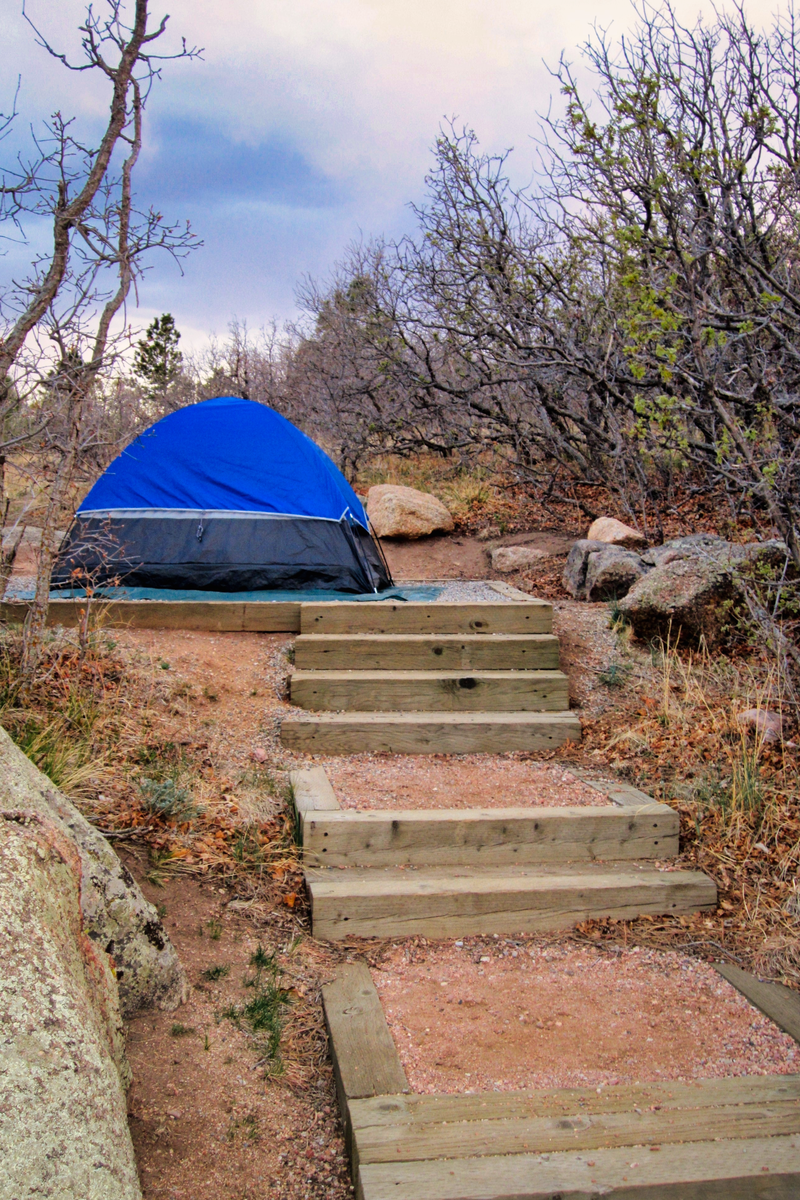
[
  {"xmin": 0, "ymin": 584, "xmax": 539, "ymax": 633},
  {"xmin": 288, "ymin": 765, "xmax": 670, "ymax": 818},
  {"xmin": 716, "ymin": 963, "xmax": 800, "ymax": 1046},
  {"xmin": 322, "ymin": 963, "xmax": 800, "ymax": 1199},
  {"xmin": 0, "ymin": 598, "xmax": 303, "ymax": 632}
]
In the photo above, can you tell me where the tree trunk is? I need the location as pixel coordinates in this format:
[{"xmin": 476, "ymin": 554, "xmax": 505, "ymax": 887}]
[{"xmin": 21, "ymin": 393, "xmax": 84, "ymax": 680}]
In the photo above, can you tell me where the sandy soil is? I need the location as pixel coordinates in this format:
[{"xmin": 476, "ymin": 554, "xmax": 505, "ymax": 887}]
[
  {"xmin": 325, "ymin": 756, "xmax": 608, "ymax": 809},
  {"xmin": 373, "ymin": 940, "xmax": 800, "ymax": 1094}
]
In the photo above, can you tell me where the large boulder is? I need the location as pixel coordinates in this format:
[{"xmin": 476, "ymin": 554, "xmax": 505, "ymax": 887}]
[
  {"xmin": 617, "ymin": 556, "xmax": 740, "ymax": 647},
  {"xmin": 584, "ymin": 546, "xmax": 647, "ymax": 601},
  {"xmin": 0, "ymin": 810, "xmax": 141, "ymax": 1199},
  {"xmin": 586, "ymin": 517, "xmax": 648, "ymax": 549},
  {"xmin": 367, "ymin": 484, "xmax": 454, "ymax": 539},
  {"xmin": 490, "ymin": 545, "xmax": 546, "ymax": 573},
  {"xmin": 0, "ymin": 726, "xmax": 186, "ymax": 1017}
]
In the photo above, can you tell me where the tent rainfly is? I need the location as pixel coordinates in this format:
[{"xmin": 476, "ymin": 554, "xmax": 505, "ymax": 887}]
[{"xmin": 53, "ymin": 396, "xmax": 392, "ymax": 594}]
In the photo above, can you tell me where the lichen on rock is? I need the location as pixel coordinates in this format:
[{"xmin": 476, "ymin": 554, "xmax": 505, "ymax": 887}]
[
  {"xmin": 0, "ymin": 811, "xmax": 141, "ymax": 1200},
  {"xmin": 0, "ymin": 725, "xmax": 187, "ymax": 1017}
]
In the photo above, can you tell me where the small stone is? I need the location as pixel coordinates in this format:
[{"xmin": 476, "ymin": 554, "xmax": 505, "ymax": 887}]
[
  {"xmin": 586, "ymin": 517, "xmax": 648, "ymax": 549},
  {"xmin": 490, "ymin": 545, "xmax": 546, "ymax": 573},
  {"xmin": 251, "ymin": 747, "xmax": 267, "ymax": 763}
]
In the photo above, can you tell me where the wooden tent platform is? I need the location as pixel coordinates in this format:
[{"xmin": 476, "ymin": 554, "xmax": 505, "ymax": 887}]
[{"xmin": 323, "ymin": 961, "xmax": 800, "ymax": 1199}]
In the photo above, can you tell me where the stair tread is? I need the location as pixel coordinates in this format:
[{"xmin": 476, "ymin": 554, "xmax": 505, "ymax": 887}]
[
  {"xmin": 295, "ymin": 633, "xmax": 559, "ymax": 642},
  {"xmin": 292, "ymin": 668, "xmax": 567, "ymax": 677},
  {"xmin": 285, "ymin": 710, "xmax": 579, "ymax": 723},
  {"xmin": 306, "ymin": 861, "xmax": 711, "ymax": 891}
]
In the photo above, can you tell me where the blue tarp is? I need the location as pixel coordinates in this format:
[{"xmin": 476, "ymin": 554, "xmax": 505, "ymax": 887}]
[
  {"xmin": 78, "ymin": 395, "xmax": 369, "ymax": 526},
  {"xmin": 43, "ymin": 585, "xmax": 441, "ymax": 603}
]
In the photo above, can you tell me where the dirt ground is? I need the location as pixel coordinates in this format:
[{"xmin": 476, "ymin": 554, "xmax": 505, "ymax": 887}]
[
  {"xmin": 122, "ymin": 869, "xmax": 349, "ymax": 1200},
  {"xmin": 380, "ymin": 529, "xmax": 574, "ymax": 582},
  {"xmin": 373, "ymin": 940, "xmax": 799, "ymax": 1094}
]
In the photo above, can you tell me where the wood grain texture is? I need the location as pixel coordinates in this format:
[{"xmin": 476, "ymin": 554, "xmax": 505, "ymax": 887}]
[
  {"xmin": 280, "ymin": 711, "xmax": 583, "ymax": 755},
  {"xmin": 321, "ymin": 963, "xmax": 409, "ymax": 1103},
  {"xmin": 488, "ymin": 581, "xmax": 540, "ymax": 601},
  {"xmin": 299, "ymin": 602, "xmax": 552, "ymax": 636},
  {"xmin": 302, "ymin": 806, "xmax": 678, "ymax": 867},
  {"xmin": 293, "ymin": 633, "xmax": 561, "ymax": 672},
  {"xmin": 354, "ymin": 1099, "xmax": 800, "ymax": 1165},
  {"xmin": 290, "ymin": 669, "xmax": 569, "ymax": 713},
  {"xmin": 349, "ymin": 1075, "xmax": 800, "ymax": 1131},
  {"xmin": 716, "ymin": 965, "xmax": 800, "ymax": 1045},
  {"xmin": 356, "ymin": 1134, "xmax": 800, "ymax": 1200},
  {"xmin": 0, "ymin": 599, "xmax": 302, "ymax": 631},
  {"xmin": 289, "ymin": 767, "xmax": 340, "ymax": 814},
  {"xmin": 307, "ymin": 862, "xmax": 717, "ymax": 940}
]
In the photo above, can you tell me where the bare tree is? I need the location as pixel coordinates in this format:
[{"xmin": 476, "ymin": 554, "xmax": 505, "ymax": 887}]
[{"xmin": 0, "ymin": 1, "xmax": 201, "ymax": 675}]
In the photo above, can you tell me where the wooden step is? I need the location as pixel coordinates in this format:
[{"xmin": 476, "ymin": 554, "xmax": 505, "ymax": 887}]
[
  {"xmin": 300, "ymin": 805, "xmax": 679, "ymax": 867},
  {"xmin": 293, "ymin": 632, "xmax": 561, "ymax": 671},
  {"xmin": 290, "ymin": 669, "xmax": 569, "ymax": 713},
  {"xmin": 351, "ymin": 1076, "xmax": 800, "ymax": 1168},
  {"xmin": 357, "ymin": 1133, "xmax": 800, "ymax": 1199},
  {"xmin": 306, "ymin": 862, "xmax": 717, "ymax": 940},
  {"xmin": 324, "ymin": 965, "xmax": 800, "ymax": 1200},
  {"xmin": 281, "ymin": 710, "xmax": 582, "ymax": 754},
  {"xmin": 300, "ymin": 601, "xmax": 552, "ymax": 635}
]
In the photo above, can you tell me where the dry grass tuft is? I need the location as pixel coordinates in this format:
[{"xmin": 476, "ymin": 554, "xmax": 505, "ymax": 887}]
[{"xmin": 578, "ymin": 621, "xmax": 800, "ymax": 984}]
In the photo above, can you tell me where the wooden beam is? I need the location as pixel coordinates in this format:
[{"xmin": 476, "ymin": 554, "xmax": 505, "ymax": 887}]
[
  {"xmin": 293, "ymin": 633, "xmax": 561, "ymax": 672},
  {"xmin": 357, "ymin": 1134, "xmax": 800, "ymax": 1199},
  {"xmin": 321, "ymin": 963, "xmax": 408, "ymax": 1101},
  {"xmin": 0, "ymin": 599, "xmax": 301, "ymax": 632},
  {"xmin": 488, "ymin": 581, "xmax": 540, "ymax": 601},
  {"xmin": 289, "ymin": 767, "xmax": 341, "ymax": 814},
  {"xmin": 354, "ymin": 1098, "xmax": 800, "ymax": 1165},
  {"xmin": 281, "ymin": 711, "xmax": 583, "ymax": 755},
  {"xmin": 299, "ymin": 601, "xmax": 552, "ymax": 636},
  {"xmin": 290, "ymin": 669, "xmax": 569, "ymax": 714},
  {"xmin": 716, "ymin": 964, "xmax": 800, "ymax": 1045},
  {"xmin": 322, "ymin": 962, "xmax": 409, "ymax": 1158},
  {"xmin": 302, "ymin": 806, "xmax": 678, "ymax": 867},
  {"xmin": 307, "ymin": 862, "xmax": 717, "ymax": 940},
  {"xmin": 349, "ymin": 1074, "xmax": 800, "ymax": 1132}
]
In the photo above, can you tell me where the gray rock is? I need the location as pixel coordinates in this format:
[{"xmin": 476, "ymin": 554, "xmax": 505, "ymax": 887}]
[
  {"xmin": 618, "ymin": 556, "xmax": 740, "ymax": 647},
  {"xmin": 564, "ymin": 540, "xmax": 646, "ymax": 600},
  {"xmin": 640, "ymin": 533, "xmax": 732, "ymax": 568},
  {"xmin": 0, "ymin": 811, "xmax": 141, "ymax": 1200},
  {"xmin": 584, "ymin": 546, "xmax": 647, "ymax": 601},
  {"xmin": 0, "ymin": 726, "xmax": 187, "ymax": 1017},
  {"xmin": 641, "ymin": 534, "xmax": 789, "ymax": 571},
  {"xmin": 563, "ymin": 539, "xmax": 607, "ymax": 598}
]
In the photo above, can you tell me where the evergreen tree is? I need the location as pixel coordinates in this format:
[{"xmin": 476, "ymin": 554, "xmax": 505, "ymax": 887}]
[{"xmin": 134, "ymin": 314, "xmax": 183, "ymax": 397}]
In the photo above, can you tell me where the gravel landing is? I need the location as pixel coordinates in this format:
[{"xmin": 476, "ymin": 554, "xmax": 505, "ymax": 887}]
[
  {"xmin": 373, "ymin": 942, "xmax": 800, "ymax": 1094},
  {"xmin": 431, "ymin": 580, "xmax": 521, "ymax": 602},
  {"xmin": 324, "ymin": 756, "xmax": 607, "ymax": 809}
]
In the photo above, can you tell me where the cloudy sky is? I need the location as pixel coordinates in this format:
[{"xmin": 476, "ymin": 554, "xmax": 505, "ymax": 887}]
[{"xmin": 1, "ymin": 0, "xmax": 784, "ymax": 350}]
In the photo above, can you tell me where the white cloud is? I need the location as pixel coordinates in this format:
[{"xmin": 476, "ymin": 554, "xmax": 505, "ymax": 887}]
[{"xmin": 1, "ymin": 0, "xmax": 788, "ymax": 346}]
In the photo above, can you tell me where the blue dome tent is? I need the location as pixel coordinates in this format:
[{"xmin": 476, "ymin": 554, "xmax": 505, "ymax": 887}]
[{"xmin": 53, "ymin": 397, "xmax": 392, "ymax": 594}]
